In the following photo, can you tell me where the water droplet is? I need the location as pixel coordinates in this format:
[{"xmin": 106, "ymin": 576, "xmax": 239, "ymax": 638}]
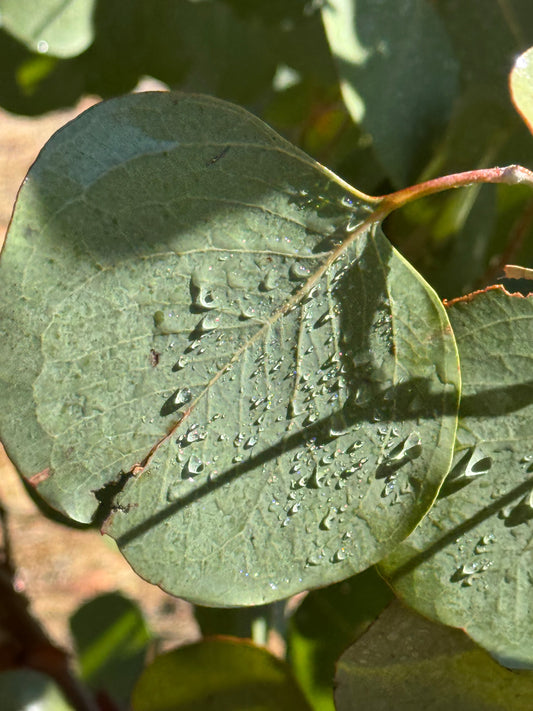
[
  {"xmin": 233, "ymin": 433, "xmax": 245, "ymax": 447},
  {"xmin": 332, "ymin": 548, "xmax": 347, "ymax": 563},
  {"xmin": 185, "ymin": 455, "xmax": 204, "ymax": 475},
  {"xmin": 194, "ymin": 286, "xmax": 217, "ymax": 310},
  {"xmin": 197, "ymin": 313, "xmax": 219, "ymax": 333},
  {"xmin": 173, "ymin": 388, "xmax": 192, "ymax": 407},
  {"xmin": 306, "ymin": 553, "xmax": 323, "ymax": 566},
  {"xmin": 315, "ymin": 311, "xmax": 333, "ymax": 328},
  {"xmin": 173, "ymin": 356, "xmax": 189, "ymax": 370},
  {"xmin": 260, "ymin": 269, "xmax": 277, "ymax": 291},
  {"xmin": 341, "ymin": 195, "xmax": 354, "ymax": 207},
  {"xmin": 239, "ymin": 306, "xmax": 256, "ymax": 320},
  {"xmin": 37, "ymin": 39, "xmax": 49, "ymax": 53},
  {"xmin": 186, "ymin": 424, "xmax": 206, "ymax": 443},
  {"xmin": 347, "ymin": 440, "xmax": 363, "ymax": 453},
  {"xmin": 288, "ymin": 502, "xmax": 300, "ymax": 515},
  {"xmin": 244, "ymin": 435, "xmax": 258, "ymax": 449},
  {"xmin": 445, "ymin": 447, "xmax": 492, "ymax": 487},
  {"xmin": 320, "ymin": 507, "xmax": 336, "ymax": 530},
  {"xmin": 289, "ymin": 262, "xmax": 311, "ymax": 280},
  {"xmin": 307, "ymin": 466, "xmax": 324, "ymax": 489}
]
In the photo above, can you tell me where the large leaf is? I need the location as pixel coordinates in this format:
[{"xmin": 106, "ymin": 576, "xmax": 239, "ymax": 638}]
[
  {"xmin": 0, "ymin": 92, "xmax": 459, "ymax": 605},
  {"xmin": 322, "ymin": 0, "xmax": 459, "ymax": 186},
  {"xmin": 0, "ymin": 0, "xmax": 95, "ymax": 57},
  {"xmin": 132, "ymin": 638, "xmax": 312, "ymax": 711},
  {"xmin": 335, "ymin": 601, "xmax": 533, "ymax": 711},
  {"xmin": 382, "ymin": 288, "xmax": 533, "ymax": 667}
]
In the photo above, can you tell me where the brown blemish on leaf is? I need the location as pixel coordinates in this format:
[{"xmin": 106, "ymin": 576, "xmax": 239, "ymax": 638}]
[{"xmin": 28, "ymin": 468, "xmax": 51, "ymax": 486}]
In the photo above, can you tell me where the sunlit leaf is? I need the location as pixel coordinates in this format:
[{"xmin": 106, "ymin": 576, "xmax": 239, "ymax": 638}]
[
  {"xmin": 382, "ymin": 288, "xmax": 533, "ymax": 668},
  {"xmin": 0, "ymin": 0, "xmax": 95, "ymax": 58},
  {"xmin": 132, "ymin": 638, "xmax": 312, "ymax": 711},
  {"xmin": 0, "ymin": 92, "xmax": 459, "ymax": 605}
]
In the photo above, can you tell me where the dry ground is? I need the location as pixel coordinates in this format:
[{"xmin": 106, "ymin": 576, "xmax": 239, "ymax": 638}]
[{"xmin": 0, "ymin": 96, "xmax": 199, "ymax": 655}]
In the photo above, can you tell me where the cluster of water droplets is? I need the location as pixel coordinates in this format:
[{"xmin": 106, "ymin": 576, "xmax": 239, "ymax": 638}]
[{"xmin": 148, "ymin": 214, "xmax": 430, "ymax": 574}]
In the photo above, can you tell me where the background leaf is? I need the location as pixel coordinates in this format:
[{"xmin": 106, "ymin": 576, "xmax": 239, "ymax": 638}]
[
  {"xmin": 131, "ymin": 638, "xmax": 312, "ymax": 711},
  {"xmin": 510, "ymin": 46, "xmax": 533, "ymax": 136},
  {"xmin": 0, "ymin": 669, "xmax": 74, "ymax": 710},
  {"xmin": 0, "ymin": 0, "xmax": 96, "ymax": 58},
  {"xmin": 334, "ymin": 601, "xmax": 533, "ymax": 711},
  {"xmin": 0, "ymin": 92, "xmax": 459, "ymax": 605},
  {"xmin": 287, "ymin": 567, "xmax": 393, "ymax": 711},
  {"xmin": 70, "ymin": 592, "xmax": 152, "ymax": 707},
  {"xmin": 381, "ymin": 288, "xmax": 533, "ymax": 668},
  {"xmin": 322, "ymin": 0, "xmax": 459, "ymax": 187}
]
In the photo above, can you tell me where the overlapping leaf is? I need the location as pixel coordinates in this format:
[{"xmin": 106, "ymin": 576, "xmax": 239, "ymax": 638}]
[
  {"xmin": 322, "ymin": 0, "xmax": 459, "ymax": 186},
  {"xmin": 0, "ymin": 92, "xmax": 459, "ymax": 605},
  {"xmin": 335, "ymin": 601, "xmax": 533, "ymax": 711},
  {"xmin": 382, "ymin": 288, "xmax": 533, "ymax": 667}
]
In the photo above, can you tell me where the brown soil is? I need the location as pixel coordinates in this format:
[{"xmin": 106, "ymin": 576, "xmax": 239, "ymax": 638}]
[{"xmin": 0, "ymin": 97, "xmax": 199, "ymax": 657}]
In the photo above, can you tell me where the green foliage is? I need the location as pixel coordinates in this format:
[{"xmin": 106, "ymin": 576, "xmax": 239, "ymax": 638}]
[
  {"xmin": 335, "ymin": 602, "xmax": 533, "ymax": 711},
  {"xmin": 131, "ymin": 638, "xmax": 311, "ymax": 711},
  {"xmin": 0, "ymin": 2, "xmax": 533, "ymax": 709}
]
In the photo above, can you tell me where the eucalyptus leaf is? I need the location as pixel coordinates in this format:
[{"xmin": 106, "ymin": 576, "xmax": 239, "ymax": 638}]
[
  {"xmin": 0, "ymin": 92, "xmax": 459, "ymax": 605},
  {"xmin": 335, "ymin": 601, "xmax": 533, "ymax": 711},
  {"xmin": 322, "ymin": 0, "xmax": 459, "ymax": 186},
  {"xmin": 0, "ymin": 0, "xmax": 95, "ymax": 58},
  {"xmin": 132, "ymin": 638, "xmax": 312, "ymax": 711},
  {"xmin": 382, "ymin": 288, "xmax": 533, "ymax": 668}
]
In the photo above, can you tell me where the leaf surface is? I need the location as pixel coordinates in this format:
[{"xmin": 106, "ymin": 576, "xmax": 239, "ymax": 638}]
[
  {"xmin": 382, "ymin": 288, "xmax": 533, "ymax": 667},
  {"xmin": 132, "ymin": 638, "xmax": 311, "ymax": 711},
  {"xmin": 0, "ymin": 92, "xmax": 459, "ymax": 605},
  {"xmin": 0, "ymin": 0, "xmax": 95, "ymax": 57},
  {"xmin": 335, "ymin": 601, "xmax": 533, "ymax": 711}
]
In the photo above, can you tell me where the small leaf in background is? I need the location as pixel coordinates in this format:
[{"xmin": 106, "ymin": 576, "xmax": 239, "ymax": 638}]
[
  {"xmin": 0, "ymin": 92, "xmax": 460, "ymax": 605},
  {"xmin": 70, "ymin": 592, "xmax": 152, "ymax": 707},
  {"xmin": 382, "ymin": 288, "xmax": 533, "ymax": 668},
  {"xmin": 287, "ymin": 567, "xmax": 393, "ymax": 711},
  {"xmin": 0, "ymin": 0, "xmax": 96, "ymax": 58},
  {"xmin": 334, "ymin": 601, "xmax": 533, "ymax": 711},
  {"xmin": 322, "ymin": 0, "xmax": 459, "ymax": 186},
  {"xmin": 0, "ymin": 669, "xmax": 74, "ymax": 711},
  {"xmin": 510, "ymin": 46, "xmax": 533, "ymax": 136},
  {"xmin": 131, "ymin": 637, "xmax": 312, "ymax": 711}
]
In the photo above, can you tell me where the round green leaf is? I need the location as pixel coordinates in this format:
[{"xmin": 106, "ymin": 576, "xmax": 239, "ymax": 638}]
[
  {"xmin": 0, "ymin": 0, "xmax": 95, "ymax": 58},
  {"xmin": 382, "ymin": 288, "xmax": 533, "ymax": 668},
  {"xmin": 132, "ymin": 638, "xmax": 312, "ymax": 711},
  {"xmin": 0, "ymin": 92, "xmax": 459, "ymax": 605},
  {"xmin": 0, "ymin": 669, "xmax": 74, "ymax": 711},
  {"xmin": 510, "ymin": 46, "xmax": 533, "ymax": 136},
  {"xmin": 335, "ymin": 601, "xmax": 533, "ymax": 711}
]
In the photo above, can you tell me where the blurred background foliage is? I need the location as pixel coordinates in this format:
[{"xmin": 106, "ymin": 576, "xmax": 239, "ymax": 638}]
[{"xmin": 1, "ymin": 0, "xmax": 533, "ymax": 298}]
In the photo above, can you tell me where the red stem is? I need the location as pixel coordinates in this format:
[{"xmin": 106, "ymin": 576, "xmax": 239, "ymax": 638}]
[{"xmin": 370, "ymin": 164, "xmax": 533, "ymax": 221}]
